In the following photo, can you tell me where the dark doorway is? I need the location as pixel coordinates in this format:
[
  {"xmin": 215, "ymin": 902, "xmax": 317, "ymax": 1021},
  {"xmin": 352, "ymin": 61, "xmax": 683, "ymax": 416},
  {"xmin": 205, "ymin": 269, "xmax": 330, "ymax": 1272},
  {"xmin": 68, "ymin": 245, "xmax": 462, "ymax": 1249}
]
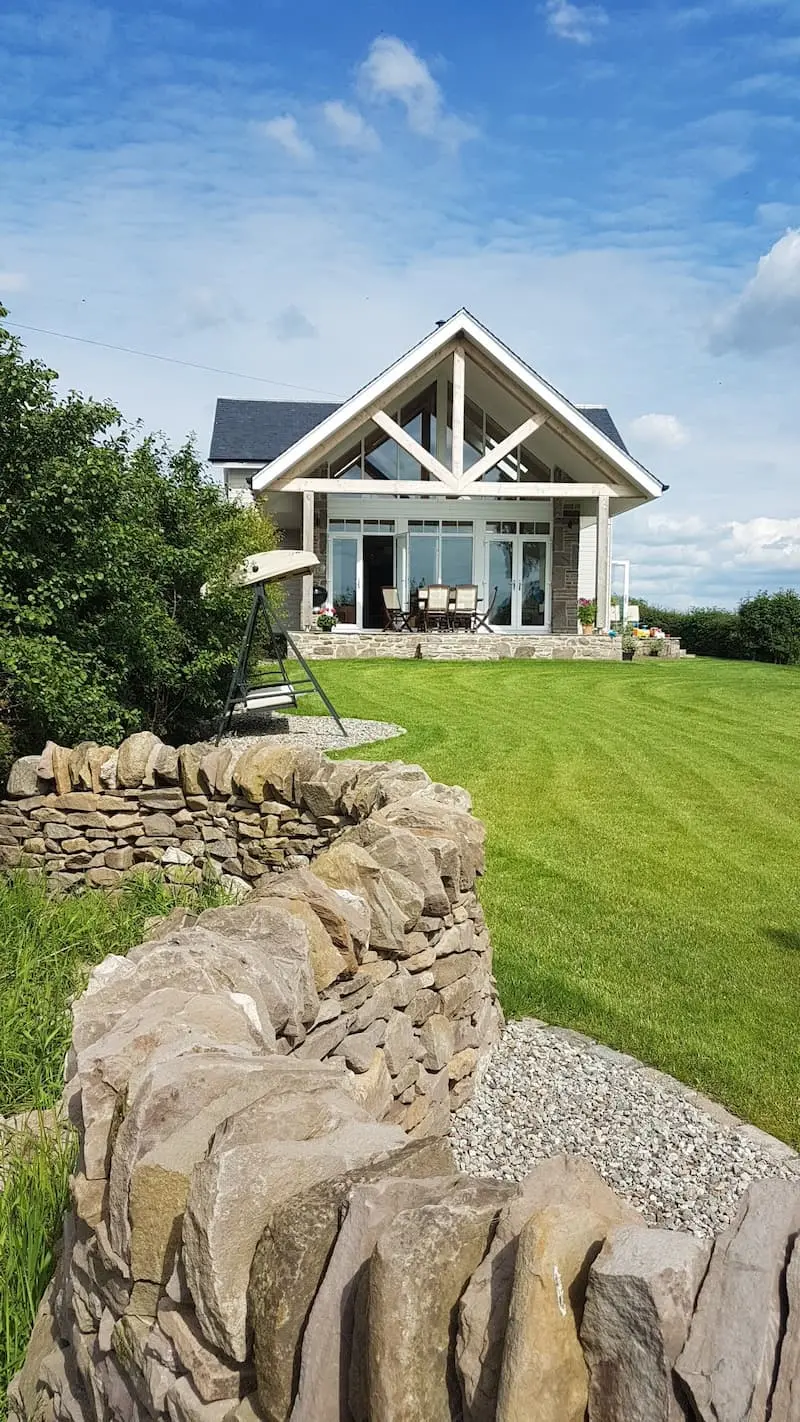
[{"xmin": 363, "ymin": 535, "xmax": 394, "ymax": 629}]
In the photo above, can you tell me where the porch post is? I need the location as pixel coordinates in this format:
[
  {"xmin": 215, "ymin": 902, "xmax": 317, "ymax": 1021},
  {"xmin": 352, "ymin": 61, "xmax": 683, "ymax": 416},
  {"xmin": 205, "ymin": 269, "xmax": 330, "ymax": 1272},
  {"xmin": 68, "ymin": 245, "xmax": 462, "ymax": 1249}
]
[
  {"xmin": 451, "ymin": 346, "xmax": 465, "ymax": 482},
  {"xmin": 301, "ymin": 491, "xmax": 314, "ymax": 630},
  {"xmin": 435, "ymin": 369, "xmax": 448, "ymax": 465},
  {"xmin": 595, "ymin": 493, "xmax": 610, "ymax": 632}
]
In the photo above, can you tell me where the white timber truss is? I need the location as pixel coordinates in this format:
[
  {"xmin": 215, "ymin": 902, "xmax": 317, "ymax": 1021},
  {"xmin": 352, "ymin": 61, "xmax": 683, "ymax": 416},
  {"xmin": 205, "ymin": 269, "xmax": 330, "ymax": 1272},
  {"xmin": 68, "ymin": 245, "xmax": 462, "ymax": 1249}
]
[{"xmin": 250, "ymin": 310, "xmax": 666, "ymax": 632}]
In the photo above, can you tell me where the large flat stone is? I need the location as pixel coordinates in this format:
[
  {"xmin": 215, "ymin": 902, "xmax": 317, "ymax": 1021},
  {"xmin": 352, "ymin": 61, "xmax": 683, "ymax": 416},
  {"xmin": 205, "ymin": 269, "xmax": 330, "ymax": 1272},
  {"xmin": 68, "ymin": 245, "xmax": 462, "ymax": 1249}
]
[
  {"xmin": 371, "ymin": 797, "xmax": 486, "ymax": 888},
  {"xmin": 158, "ymin": 1301, "xmax": 254, "ymax": 1403},
  {"xmin": 496, "ymin": 1190, "xmax": 642, "ymax": 1422},
  {"xmin": 117, "ymin": 733, "xmax": 164, "ymax": 788},
  {"xmin": 769, "ymin": 1232, "xmax": 800, "ymax": 1419},
  {"xmin": 232, "ymin": 745, "xmax": 322, "ymax": 804},
  {"xmin": 580, "ymin": 1225, "xmax": 710, "ymax": 1422},
  {"xmin": 312, "ymin": 842, "xmax": 409, "ymax": 951},
  {"xmin": 291, "ymin": 1166, "xmax": 462, "ymax": 1422},
  {"xmin": 253, "ymin": 868, "xmax": 367, "ymax": 963},
  {"xmin": 367, "ymin": 1178, "xmax": 516, "ymax": 1422},
  {"xmin": 183, "ymin": 1104, "xmax": 405, "ymax": 1360},
  {"xmin": 250, "ymin": 1138, "xmax": 455, "ymax": 1422},
  {"xmin": 110, "ymin": 1055, "xmax": 347, "ymax": 1277},
  {"xmin": 74, "ymin": 988, "xmax": 270, "ymax": 1179},
  {"xmin": 457, "ymin": 1156, "xmax": 641, "ymax": 1422},
  {"xmin": 73, "ymin": 935, "xmax": 286, "ymax": 1054},
  {"xmin": 340, "ymin": 822, "xmax": 451, "ymax": 916},
  {"xmin": 675, "ymin": 1178, "xmax": 800, "ymax": 1422}
]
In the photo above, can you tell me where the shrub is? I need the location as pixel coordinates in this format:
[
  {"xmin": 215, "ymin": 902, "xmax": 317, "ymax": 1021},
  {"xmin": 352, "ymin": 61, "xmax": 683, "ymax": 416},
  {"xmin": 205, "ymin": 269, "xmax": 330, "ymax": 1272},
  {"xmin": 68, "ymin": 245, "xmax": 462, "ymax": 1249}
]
[
  {"xmin": 738, "ymin": 589, "xmax": 800, "ymax": 665},
  {"xmin": 0, "ymin": 309, "xmax": 278, "ymax": 754}
]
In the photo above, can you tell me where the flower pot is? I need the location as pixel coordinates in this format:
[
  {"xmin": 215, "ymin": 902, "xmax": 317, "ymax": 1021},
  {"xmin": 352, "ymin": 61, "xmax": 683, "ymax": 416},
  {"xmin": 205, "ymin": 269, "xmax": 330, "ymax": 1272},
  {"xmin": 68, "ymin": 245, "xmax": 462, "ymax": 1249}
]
[
  {"xmin": 622, "ymin": 649, "xmax": 635, "ymax": 661},
  {"xmin": 580, "ymin": 624, "xmax": 594, "ymax": 636}
]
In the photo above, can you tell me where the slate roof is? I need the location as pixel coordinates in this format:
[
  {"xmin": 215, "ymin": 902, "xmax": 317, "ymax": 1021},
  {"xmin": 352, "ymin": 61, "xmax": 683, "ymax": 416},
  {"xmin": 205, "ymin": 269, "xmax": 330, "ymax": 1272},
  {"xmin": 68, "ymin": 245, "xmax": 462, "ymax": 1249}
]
[
  {"xmin": 209, "ymin": 398, "xmax": 629, "ymax": 464},
  {"xmin": 209, "ymin": 399, "xmax": 340, "ymax": 464},
  {"xmin": 576, "ymin": 406, "xmax": 629, "ymax": 455}
]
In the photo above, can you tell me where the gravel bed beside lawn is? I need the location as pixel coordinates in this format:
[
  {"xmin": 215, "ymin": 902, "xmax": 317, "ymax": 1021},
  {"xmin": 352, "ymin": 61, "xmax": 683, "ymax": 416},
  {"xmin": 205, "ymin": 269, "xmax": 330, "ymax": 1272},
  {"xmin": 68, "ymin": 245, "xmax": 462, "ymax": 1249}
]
[
  {"xmin": 220, "ymin": 714, "xmax": 406, "ymax": 753},
  {"xmin": 451, "ymin": 1018, "xmax": 800, "ymax": 1238}
]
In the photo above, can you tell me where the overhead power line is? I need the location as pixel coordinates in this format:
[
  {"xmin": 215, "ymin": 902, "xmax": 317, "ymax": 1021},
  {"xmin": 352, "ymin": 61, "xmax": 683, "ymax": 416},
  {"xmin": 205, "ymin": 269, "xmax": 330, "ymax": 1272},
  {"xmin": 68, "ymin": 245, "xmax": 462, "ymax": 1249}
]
[{"xmin": 4, "ymin": 320, "xmax": 343, "ymax": 399}]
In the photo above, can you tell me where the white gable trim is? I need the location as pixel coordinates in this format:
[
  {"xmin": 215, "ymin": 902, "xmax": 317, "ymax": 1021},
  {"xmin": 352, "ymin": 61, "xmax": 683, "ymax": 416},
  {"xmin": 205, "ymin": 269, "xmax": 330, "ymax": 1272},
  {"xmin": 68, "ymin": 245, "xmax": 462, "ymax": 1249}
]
[{"xmin": 250, "ymin": 310, "xmax": 663, "ymax": 500}]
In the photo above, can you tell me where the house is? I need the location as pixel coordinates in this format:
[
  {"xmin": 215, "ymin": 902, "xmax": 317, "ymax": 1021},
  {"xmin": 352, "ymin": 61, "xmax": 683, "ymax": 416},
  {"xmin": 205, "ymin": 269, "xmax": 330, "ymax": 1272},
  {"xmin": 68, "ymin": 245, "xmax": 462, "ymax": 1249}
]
[{"xmin": 209, "ymin": 310, "xmax": 665, "ymax": 641}]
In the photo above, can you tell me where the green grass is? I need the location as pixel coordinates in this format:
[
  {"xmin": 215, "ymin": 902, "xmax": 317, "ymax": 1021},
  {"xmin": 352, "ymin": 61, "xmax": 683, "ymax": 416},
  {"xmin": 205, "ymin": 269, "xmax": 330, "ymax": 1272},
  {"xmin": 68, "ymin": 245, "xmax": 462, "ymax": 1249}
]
[
  {"xmin": 0, "ymin": 872, "xmax": 231, "ymax": 1118},
  {"xmin": 294, "ymin": 656, "xmax": 800, "ymax": 1146},
  {"xmin": 0, "ymin": 872, "xmax": 233, "ymax": 1414},
  {"xmin": 0, "ymin": 1125, "xmax": 76, "ymax": 1417}
]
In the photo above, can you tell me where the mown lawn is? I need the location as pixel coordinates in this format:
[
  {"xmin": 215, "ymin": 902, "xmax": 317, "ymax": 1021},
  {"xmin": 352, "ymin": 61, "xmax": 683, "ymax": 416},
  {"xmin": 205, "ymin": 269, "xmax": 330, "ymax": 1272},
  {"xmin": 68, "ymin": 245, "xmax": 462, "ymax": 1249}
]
[{"xmin": 299, "ymin": 656, "xmax": 800, "ymax": 1146}]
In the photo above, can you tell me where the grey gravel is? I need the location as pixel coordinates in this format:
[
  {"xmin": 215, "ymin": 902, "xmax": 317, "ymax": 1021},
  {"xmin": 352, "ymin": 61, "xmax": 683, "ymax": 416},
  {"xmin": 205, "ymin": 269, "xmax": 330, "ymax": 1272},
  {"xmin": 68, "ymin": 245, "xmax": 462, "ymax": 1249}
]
[
  {"xmin": 220, "ymin": 714, "xmax": 406, "ymax": 754},
  {"xmin": 450, "ymin": 1019, "xmax": 800, "ymax": 1238}
]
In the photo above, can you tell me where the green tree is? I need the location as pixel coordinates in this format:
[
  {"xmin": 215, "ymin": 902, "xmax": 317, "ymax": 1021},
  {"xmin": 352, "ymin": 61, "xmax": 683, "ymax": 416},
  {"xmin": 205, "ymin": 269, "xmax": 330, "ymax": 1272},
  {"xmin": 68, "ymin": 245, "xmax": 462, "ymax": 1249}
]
[
  {"xmin": 0, "ymin": 309, "xmax": 277, "ymax": 751},
  {"xmin": 738, "ymin": 589, "xmax": 800, "ymax": 665}
]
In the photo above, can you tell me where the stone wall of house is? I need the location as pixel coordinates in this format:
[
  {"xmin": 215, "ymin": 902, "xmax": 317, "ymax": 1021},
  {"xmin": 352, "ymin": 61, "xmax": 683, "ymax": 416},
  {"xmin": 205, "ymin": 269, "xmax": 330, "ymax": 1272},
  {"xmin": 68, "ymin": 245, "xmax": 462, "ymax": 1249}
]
[
  {"xmin": 550, "ymin": 499, "xmax": 581, "ymax": 634},
  {"xmin": 0, "ymin": 736, "xmax": 456, "ymax": 897},
  {"xmin": 292, "ymin": 631, "xmax": 622, "ymax": 660}
]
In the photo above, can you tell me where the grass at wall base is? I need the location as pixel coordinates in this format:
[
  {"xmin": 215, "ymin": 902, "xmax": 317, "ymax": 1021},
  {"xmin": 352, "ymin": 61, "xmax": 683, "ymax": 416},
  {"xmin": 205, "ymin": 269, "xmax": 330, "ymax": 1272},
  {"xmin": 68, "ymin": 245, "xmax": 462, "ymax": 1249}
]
[{"xmin": 0, "ymin": 873, "xmax": 230, "ymax": 1416}]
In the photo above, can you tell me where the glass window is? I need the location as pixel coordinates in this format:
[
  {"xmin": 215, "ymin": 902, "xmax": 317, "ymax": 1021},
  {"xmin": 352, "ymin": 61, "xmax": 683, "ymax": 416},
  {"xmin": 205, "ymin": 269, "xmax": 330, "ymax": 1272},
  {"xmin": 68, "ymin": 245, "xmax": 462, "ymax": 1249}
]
[
  {"xmin": 330, "ymin": 443, "xmax": 363, "ymax": 480},
  {"xmin": 520, "ymin": 521, "xmax": 550, "ymax": 535},
  {"xmin": 409, "ymin": 535, "xmax": 437, "ymax": 593},
  {"xmin": 535, "ymin": 521, "xmax": 551, "ymax": 535},
  {"xmin": 329, "ymin": 519, "xmax": 361, "ymax": 532},
  {"xmin": 330, "ymin": 537, "xmax": 358, "ymax": 624},
  {"xmin": 441, "ymin": 536, "xmax": 473, "ymax": 585},
  {"xmin": 364, "ymin": 519, "xmax": 395, "ymax": 531}
]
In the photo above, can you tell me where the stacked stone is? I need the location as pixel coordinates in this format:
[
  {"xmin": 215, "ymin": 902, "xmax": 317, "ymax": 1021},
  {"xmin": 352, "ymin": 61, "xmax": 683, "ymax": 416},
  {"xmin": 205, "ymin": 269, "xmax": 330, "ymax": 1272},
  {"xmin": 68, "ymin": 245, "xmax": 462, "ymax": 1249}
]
[
  {"xmin": 291, "ymin": 631, "xmax": 624, "ymax": 661},
  {"xmin": 0, "ymin": 734, "xmax": 409, "ymax": 895}
]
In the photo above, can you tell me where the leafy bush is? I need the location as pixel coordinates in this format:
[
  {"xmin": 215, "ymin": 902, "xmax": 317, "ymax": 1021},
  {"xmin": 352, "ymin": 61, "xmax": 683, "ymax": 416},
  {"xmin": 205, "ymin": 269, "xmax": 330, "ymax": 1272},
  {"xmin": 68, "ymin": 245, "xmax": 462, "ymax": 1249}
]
[
  {"xmin": 0, "ymin": 309, "xmax": 278, "ymax": 754},
  {"xmin": 637, "ymin": 592, "xmax": 800, "ymax": 663},
  {"xmin": 738, "ymin": 589, "xmax": 800, "ymax": 665}
]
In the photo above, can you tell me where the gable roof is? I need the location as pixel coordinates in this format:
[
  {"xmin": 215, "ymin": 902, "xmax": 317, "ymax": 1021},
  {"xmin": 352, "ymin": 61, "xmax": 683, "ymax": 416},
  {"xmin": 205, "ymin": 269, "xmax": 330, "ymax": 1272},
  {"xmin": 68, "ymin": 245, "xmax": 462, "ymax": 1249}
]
[
  {"xmin": 209, "ymin": 397, "xmax": 629, "ymax": 465},
  {"xmin": 209, "ymin": 398, "xmax": 340, "ymax": 463},
  {"xmin": 240, "ymin": 310, "xmax": 662, "ymax": 499}
]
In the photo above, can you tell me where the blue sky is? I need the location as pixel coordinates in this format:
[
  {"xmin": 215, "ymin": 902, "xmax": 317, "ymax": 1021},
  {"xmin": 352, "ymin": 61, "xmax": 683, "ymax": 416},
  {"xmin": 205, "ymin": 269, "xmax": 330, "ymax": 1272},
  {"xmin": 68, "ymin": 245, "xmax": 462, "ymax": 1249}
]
[{"xmin": 3, "ymin": 0, "xmax": 800, "ymax": 607}]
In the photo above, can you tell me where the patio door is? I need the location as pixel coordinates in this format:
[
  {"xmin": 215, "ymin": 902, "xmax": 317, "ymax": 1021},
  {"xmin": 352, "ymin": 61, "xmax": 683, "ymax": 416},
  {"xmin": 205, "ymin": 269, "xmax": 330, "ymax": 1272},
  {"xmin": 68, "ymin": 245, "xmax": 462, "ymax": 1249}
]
[
  {"xmin": 329, "ymin": 534, "xmax": 360, "ymax": 626},
  {"xmin": 485, "ymin": 536, "xmax": 549, "ymax": 630}
]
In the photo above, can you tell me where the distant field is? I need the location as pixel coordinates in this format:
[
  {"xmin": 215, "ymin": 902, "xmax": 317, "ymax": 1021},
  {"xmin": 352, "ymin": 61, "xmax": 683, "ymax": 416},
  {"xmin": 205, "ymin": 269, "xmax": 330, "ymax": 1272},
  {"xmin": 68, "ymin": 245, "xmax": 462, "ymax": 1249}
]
[{"xmin": 300, "ymin": 656, "xmax": 800, "ymax": 1146}]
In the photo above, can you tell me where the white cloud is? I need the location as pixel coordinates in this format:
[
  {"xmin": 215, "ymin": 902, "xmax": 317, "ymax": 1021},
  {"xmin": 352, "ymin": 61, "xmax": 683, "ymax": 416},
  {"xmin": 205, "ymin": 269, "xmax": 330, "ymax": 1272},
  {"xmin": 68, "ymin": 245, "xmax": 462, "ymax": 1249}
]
[
  {"xmin": 259, "ymin": 115, "xmax": 314, "ymax": 163},
  {"xmin": 322, "ymin": 101, "xmax": 380, "ymax": 152},
  {"xmin": 710, "ymin": 228, "xmax": 800, "ymax": 354},
  {"xmin": 0, "ymin": 271, "xmax": 27, "ymax": 294},
  {"xmin": 358, "ymin": 36, "xmax": 476, "ymax": 148},
  {"xmin": 545, "ymin": 0, "xmax": 608, "ymax": 45},
  {"xmin": 629, "ymin": 413, "xmax": 690, "ymax": 448},
  {"xmin": 726, "ymin": 517, "xmax": 800, "ymax": 567}
]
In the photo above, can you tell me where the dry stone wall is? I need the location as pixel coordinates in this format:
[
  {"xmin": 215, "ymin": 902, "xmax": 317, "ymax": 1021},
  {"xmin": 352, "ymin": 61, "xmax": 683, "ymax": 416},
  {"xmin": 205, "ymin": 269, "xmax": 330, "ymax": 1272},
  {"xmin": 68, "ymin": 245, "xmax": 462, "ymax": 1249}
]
[
  {"xmin": 8, "ymin": 746, "xmax": 800, "ymax": 1422},
  {"xmin": 0, "ymin": 733, "xmax": 464, "ymax": 896}
]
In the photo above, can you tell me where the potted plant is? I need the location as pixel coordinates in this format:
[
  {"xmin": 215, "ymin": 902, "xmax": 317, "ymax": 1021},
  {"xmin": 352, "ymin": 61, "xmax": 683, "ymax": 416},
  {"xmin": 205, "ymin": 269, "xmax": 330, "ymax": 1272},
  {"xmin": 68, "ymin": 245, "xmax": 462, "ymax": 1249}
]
[
  {"xmin": 316, "ymin": 602, "xmax": 338, "ymax": 632},
  {"xmin": 621, "ymin": 631, "xmax": 636, "ymax": 661},
  {"xmin": 578, "ymin": 598, "xmax": 596, "ymax": 634}
]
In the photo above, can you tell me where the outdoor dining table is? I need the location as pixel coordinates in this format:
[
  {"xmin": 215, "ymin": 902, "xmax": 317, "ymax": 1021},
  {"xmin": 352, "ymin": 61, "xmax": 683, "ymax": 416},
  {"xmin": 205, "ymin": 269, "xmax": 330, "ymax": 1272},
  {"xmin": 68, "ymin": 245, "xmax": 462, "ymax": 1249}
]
[{"xmin": 413, "ymin": 588, "xmax": 494, "ymax": 632}]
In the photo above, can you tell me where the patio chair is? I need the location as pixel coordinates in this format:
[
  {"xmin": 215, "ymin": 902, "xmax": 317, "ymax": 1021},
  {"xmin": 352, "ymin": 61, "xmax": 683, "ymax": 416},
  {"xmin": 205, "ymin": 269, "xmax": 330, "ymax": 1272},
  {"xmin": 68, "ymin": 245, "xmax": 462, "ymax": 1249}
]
[
  {"xmin": 422, "ymin": 584, "xmax": 451, "ymax": 632},
  {"xmin": 451, "ymin": 584, "xmax": 479, "ymax": 632},
  {"xmin": 472, "ymin": 586, "xmax": 498, "ymax": 633},
  {"xmin": 381, "ymin": 586, "xmax": 412, "ymax": 632}
]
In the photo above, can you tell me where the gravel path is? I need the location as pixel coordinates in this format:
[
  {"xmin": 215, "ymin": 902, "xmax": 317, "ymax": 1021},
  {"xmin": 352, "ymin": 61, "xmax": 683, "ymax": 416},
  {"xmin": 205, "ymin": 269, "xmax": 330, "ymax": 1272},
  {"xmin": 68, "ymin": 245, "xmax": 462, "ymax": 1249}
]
[
  {"xmin": 451, "ymin": 1019, "xmax": 800, "ymax": 1237},
  {"xmin": 220, "ymin": 714, "xmax": 406, "ymax": 754}
]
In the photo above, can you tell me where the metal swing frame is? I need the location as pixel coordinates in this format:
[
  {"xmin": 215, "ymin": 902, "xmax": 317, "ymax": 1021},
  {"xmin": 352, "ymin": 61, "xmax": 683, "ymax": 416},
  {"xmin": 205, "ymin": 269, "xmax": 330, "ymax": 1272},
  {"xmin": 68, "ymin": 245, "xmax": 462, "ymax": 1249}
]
[{"xmin": 215, "ymin": 582, "xmax": 346, "ymax": 743}]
